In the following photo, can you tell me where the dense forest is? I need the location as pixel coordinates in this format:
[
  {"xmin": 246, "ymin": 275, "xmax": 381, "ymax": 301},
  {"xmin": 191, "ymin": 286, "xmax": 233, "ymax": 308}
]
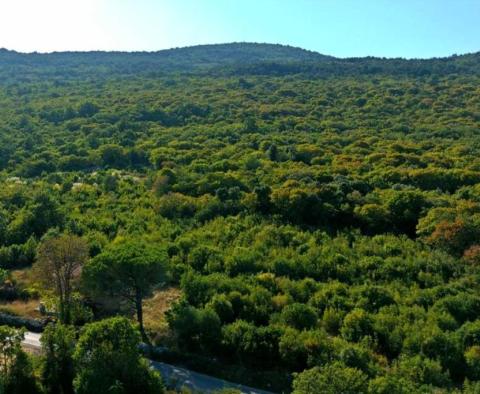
[{"xmin": 1, "ymin": 43, "xmax": 480, "ymax": 393}]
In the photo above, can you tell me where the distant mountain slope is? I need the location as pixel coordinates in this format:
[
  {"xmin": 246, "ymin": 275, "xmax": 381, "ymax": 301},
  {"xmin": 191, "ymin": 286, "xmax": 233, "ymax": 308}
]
[
  {"xmin": 0, "ymin": 42, "xmax": 479, "ymax": 81},
  {"xmin": 0, "ymin": 43, "xmax": 329, "ymax": 69},
  {"xmin": 159, "ymin": 42, "xmax": 333, "ymax": 65}
]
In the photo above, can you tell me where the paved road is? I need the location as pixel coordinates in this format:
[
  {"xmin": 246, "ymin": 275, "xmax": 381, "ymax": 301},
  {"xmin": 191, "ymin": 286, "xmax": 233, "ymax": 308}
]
[
  {"xmin": 151, "ymin": 360, "xmax": 274, "ymax": 394},
  {"xmin": 22, "ymin": 331, "xmax": 42, "ymax": 351},
  {"xmin": 21, "ymin": 331, "xmax": 274, "ymax": 394}
]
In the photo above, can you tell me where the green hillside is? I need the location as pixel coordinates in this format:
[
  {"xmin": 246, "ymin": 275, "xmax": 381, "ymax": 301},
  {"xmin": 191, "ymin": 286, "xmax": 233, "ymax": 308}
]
[
  {"xmin": 1, "ymin": 42, "xmax": 479, "ymax": 80},
  {"xmin": 1, "ymin": 43, "xmax": 480, "ymax": 393}
]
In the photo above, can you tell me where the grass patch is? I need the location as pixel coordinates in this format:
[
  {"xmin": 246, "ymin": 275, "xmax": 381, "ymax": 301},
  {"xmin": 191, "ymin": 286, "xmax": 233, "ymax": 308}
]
[
  {"xmin": 0, "ymin": 299, "xmax": 41, "ymax": 319},
  {"xmin": 143, "ymin": 287, "xmax": 181, "ymax": 344}
]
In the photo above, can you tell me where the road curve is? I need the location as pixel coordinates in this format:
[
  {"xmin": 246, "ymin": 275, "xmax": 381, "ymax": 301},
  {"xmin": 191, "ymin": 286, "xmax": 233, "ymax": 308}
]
[
  {"xmin": 150, "ymin": 360, "xmax": 274, "ymax": 394},
  {"xmin": 21, "ymin": 331, "xmax": 275, "ymax": 394}
]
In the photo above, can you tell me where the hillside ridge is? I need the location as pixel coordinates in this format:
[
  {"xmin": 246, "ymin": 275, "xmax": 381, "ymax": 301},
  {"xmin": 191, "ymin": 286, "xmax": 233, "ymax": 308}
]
[
  {"xmin": 0, "ymin": 42, "xmax": 478, "ymax": 60},
  {"xmin": 1, "ymin": 42, "xmax": 479, "ymax": 80}
]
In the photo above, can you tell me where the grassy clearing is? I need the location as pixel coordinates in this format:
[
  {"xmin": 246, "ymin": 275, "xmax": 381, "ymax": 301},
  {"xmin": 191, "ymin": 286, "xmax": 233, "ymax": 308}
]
[
  {"xmin": 143, "ymin": 287, "xmax": 181, "ymax": 344},
  {"xmin": 0, "ymin": 268, "xmax": 41, "ymax": 318},
  {"xmin": 0, "ymin": 299, "xmax": 41, "ymax": 318}
]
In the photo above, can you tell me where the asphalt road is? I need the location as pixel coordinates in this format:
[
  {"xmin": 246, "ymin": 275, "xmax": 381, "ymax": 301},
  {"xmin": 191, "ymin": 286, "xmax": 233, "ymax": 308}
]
[
  {"xmin": 21, "ymin": 331, "xmax": 274, "ymax": 394},
  {"xmin": 151, "ymin": 360, "xmax": 274, "ymax": 394},
  {"xmin": 22, "ymin": 331, "xmax": 42, "ymax": 351}
]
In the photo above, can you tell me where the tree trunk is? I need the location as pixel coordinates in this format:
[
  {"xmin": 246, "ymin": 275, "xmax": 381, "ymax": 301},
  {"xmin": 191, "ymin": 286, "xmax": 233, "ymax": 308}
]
[
  {"xmin": 135, "ymin": 291, "xmax": 147, "ymax": 342},
  {"xmin": 59, "ymin": 295, "xmax": 68, "ymax": 324},
  {"xmin": 64, "ymin": 300, "xmax": 71, "ymax": 325}
]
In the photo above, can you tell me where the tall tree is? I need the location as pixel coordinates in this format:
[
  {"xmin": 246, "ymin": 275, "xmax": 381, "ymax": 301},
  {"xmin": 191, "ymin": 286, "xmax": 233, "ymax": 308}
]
[
  {"xmin": 73, "ymin": 317, "xmax": 163, "ymax": 394},
  {"xmin": 41, "ymin": 323, "xmax": 76, "ymax": 394},
  {"xmin": 35, "ymin": 234, "xmax": 89, "ymax": 324},
  {"xmin": 82, "ymin": 240, "xmax": 169, "ymax": 340}
]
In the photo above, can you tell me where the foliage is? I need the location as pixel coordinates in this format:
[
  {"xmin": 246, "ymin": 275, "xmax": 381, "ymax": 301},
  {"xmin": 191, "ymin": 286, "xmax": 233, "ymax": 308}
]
[
  {"xmin": 82, "ymin": 239, "xmax": 169, "ymax": 338},
  {"xmin": 72, "ymin": 317, "xmax": 163, "ymax": 394},
  {"xmin": 292, "ymin": 363, "xmax": 369, "ymax": 394},
  {"xmin": 1, "ymin": 43, "xmax": 480, "ymax": 391},
  {"xmin": 0, "ymin": 326, "xmax": 39, "ymax": 394},
  {"xmin": 35, "ymin": 235, "xmax": 88, "ymax": 324},
  {"xmin": 40, "ymin": 323, "xmax": 76, "ymax": 394}
]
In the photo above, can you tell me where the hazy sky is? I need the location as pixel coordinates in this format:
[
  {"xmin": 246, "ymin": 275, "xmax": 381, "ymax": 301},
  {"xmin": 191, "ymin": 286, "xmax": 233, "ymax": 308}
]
[{"xmin": 0, "ymin": 0, "xmax": 478, "ymax": 58}]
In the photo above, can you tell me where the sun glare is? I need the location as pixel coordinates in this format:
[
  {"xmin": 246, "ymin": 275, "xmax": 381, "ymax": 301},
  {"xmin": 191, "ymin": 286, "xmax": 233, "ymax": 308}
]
[{"xmin": 0, "ymin": 0, "xmax": 110, "ymax": 52}]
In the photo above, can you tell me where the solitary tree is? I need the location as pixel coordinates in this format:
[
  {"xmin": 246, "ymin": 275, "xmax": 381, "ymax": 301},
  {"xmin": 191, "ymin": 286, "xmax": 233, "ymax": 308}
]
[
  {"xmin": 35, "ymin": 234, "xmax": 89, "ymax": 324},
  {"xmin": 73, "ymin": 317, "xmax": 163, "ymax": 394},
  {"xmin": 41, "ymin": 323, "xmax": 76, "ymax": 394},
  {"xmin": 82, "ymin": 240, "xmax": 169, "ymax": 340}
]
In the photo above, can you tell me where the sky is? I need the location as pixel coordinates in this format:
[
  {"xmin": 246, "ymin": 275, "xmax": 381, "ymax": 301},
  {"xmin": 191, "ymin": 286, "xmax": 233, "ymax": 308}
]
[{"xmin": 0, "ymin": 0, "xmax": 479, "ymax": 58}]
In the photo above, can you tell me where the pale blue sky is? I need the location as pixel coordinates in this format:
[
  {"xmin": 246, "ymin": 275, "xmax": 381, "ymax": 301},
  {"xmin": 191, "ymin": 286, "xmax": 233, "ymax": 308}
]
[{"xmin": 0, "ymin": 0, "xmax": 478, "ymax": 58}]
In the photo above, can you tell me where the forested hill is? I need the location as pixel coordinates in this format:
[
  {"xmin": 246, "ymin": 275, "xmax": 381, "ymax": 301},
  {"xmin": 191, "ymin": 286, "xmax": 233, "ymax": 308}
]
[
  {"xmin": 1, "ymin": 42, "xmax": 479, "ymax": 81},
  {"xmin": 0, "ymin": 43, "xmax": 330, "ymax": 79},
  {"xmin": 2, "ymin": 42, "xmax": 480, "ymax": 392}
]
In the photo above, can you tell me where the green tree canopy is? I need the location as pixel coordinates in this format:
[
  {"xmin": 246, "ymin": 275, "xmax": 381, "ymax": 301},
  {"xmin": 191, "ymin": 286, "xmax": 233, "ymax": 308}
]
[
  {"xmin": 83, "ymin": 239, "xmax": 169, "ymax": 338},
  {"xmin": 73, "ymin": 317, "xmax": 163, "ymax": 394}
]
